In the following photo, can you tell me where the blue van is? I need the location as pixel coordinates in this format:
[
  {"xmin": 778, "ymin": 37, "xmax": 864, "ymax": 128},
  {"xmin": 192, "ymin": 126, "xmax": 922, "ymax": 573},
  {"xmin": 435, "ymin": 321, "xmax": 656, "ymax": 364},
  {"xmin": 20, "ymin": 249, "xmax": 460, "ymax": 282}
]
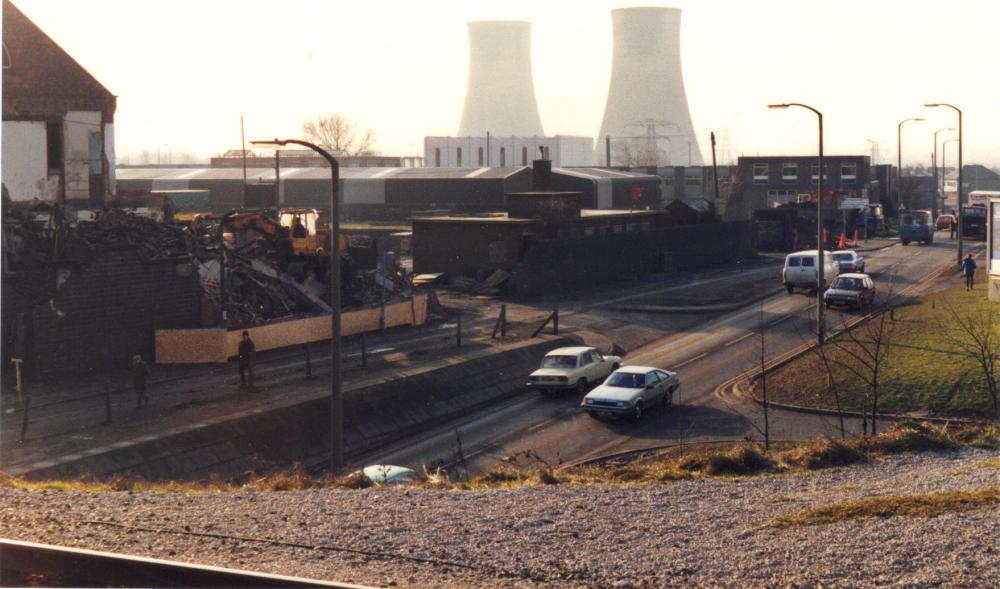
[{"xmin": 899, "ymin": 210, "xmax": 934, "ymax": 245}]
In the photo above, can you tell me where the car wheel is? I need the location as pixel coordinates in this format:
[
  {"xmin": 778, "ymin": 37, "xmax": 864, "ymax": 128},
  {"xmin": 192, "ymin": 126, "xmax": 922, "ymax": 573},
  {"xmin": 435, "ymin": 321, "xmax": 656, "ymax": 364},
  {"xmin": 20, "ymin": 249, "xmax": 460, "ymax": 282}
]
[
  {"xmin": 587, "ymin": 412, "xmax": 601, "ymax": 420},
  {"xmin": 576, "ymin": 378, "xmax": 588, "ymax": 396},
  {"xmin": 630, "ymin": 402, "xmax": 644, "ymax": 422}
]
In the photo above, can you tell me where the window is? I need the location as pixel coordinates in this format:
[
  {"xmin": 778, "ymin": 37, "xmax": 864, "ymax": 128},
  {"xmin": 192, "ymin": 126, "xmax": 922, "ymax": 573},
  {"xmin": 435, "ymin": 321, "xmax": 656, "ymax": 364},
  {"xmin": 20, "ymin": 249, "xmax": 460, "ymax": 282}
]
[
  {"xmin": 841, "ymin": 162, "xmax": 857, "ymax": 184},
  {"xmin": 434, "ymin": 148, "xmax": 440, "ymax": 167},
  {"xmin": 521, "ymin": 146, "xmax": 528, "ymax": 166},
  {"xmin": 646, "ymin": 373, "xmax": 660, "ymax": 386},
  {"xmin": 752, "ymin": 163, "xmax": 769, "ymax": 184},
  {"xmin": 811, "ymin": 163, "xmax": 828, "ymax": 183},
  {"xmin": 478, "ymin": 147, "xmax": 484, "ymax": 166},
  {"xmin": 612, "ymin": 224, "xmax": 624, "ymax": 233},
  {"xmin": 456, "ymin": 147, "xmax": 462, "ymax": 166},
  {"xmin": 782, "ymin": 163, "xmax": 798, "ymax": 182},
  {"xmin": 46, "ymin": 121, "xmax": 63, "ymax": 171},
  {"xmin": 583, "ymin": 226, "xmax": 595, "ymax": 236},
  {"xmin": 500, "ymin": 147, "xmax": 506, "ymax": 167},
  {"xmin": 801, "ymin": 257, "xmax": 815, "ymax": 267}
]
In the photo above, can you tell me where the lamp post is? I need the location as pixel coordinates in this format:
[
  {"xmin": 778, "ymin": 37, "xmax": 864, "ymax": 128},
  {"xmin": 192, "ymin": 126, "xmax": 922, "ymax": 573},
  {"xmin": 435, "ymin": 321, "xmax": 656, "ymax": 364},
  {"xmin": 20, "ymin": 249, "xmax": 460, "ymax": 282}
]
[
  {"xmin": 925, "ymin": 103, "xmax": 963, "ymax": 265},
  {"xmin": 896, "ymin": 117, "xmax": 924, "ymax": 211},
  {"xmin": 251, "ymin": 138, "xmax": 342, "ymax": 471},
  {"xmin": 768, "ymin": 102, "xmax": 825, "ymax": 346},
  {"xmin": 932, "ymin": 127, "xmax": 955, "ymax": 218}
]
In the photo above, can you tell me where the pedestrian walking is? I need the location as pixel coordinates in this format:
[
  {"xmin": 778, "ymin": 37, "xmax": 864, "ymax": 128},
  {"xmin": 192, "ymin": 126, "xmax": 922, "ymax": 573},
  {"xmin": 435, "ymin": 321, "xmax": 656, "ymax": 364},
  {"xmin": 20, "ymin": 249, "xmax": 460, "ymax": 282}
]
[
  {"xmin": 962, "ymin": 254, "xmax": 977, "ymax": 291},
  {"xmin": 132, "ymin": 354, "xmax": 150, "ymax": 408},
  {"xmin": 238, "ymin": 330, "xmax": 255, "ymax": 389},
  {"xmin": 949, "ymin": 217, "xmax": 956, "ymax": 240}
]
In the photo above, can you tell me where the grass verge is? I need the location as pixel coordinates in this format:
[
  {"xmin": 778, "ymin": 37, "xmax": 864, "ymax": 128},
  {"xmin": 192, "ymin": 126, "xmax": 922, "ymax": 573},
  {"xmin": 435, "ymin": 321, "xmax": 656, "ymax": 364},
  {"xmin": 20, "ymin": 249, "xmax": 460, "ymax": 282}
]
[
  {"xmin": 767, "ymin": 283, "xmax": 1000, "ymax": 416},
  {"xmin": 2, "ymin": 424, "xmax": 996, "ymax": 493},
  {"xmin": 773, "ymin": 487, "xmax": 1000, "ymax": 527}
]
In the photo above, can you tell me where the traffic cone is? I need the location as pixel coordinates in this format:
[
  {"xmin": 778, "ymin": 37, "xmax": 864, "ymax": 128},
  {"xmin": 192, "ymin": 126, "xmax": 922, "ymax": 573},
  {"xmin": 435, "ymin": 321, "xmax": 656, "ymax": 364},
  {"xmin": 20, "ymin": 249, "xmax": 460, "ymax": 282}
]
[
  {"xmin": 851, "ymin": 230, "xmax": 859, "ymax": 247},
  {"xmin": 838, "ymin": 233, "xmax": 846, "ymax": 249},
  {"xmin": 823, "ymin": 228, "xmax": 829, "ymax": 244}
]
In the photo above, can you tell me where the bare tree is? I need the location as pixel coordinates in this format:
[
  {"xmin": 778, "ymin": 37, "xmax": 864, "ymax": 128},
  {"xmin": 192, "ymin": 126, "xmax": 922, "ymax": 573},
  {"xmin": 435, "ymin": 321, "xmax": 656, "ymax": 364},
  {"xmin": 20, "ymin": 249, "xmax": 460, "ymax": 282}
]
[
  {"xmin": 937, "ymin": 297, "xmax": 1000, "ymax": 419},
  {"xmin": 829, "ymin": 284, "xmax": 898, "ymax": 435},
  {"xmin": 302, "ymin": 113, "xmax": 378, "ymax": 156},
  {"xmin": 812, "ymin": 337, "xmax": 848, "ymax": 439},
  {"xmin": 612, "ymin": 138, "xmax": 663, "ymax": 168}
]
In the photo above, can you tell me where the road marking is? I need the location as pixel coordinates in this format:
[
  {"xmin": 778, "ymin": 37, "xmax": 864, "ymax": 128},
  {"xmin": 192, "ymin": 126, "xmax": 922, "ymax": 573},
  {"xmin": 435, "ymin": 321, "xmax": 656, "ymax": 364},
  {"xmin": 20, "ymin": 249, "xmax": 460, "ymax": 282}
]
[
  {"xmin": 674, "ymin": 352, "xmax": 708, "ymax": 368},
  {"xmin": 725, "ymin": 332, "xmax": 755, "ymax": 347},
  {"xmin": 526, "ymin": 418, "xmax": 556, "ymax": 433}
]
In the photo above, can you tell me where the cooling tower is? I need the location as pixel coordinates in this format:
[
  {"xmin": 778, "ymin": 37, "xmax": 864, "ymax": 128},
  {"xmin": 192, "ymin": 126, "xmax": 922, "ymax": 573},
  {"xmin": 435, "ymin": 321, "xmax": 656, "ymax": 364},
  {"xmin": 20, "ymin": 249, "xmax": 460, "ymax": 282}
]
[
  {"xmin": 595, "ymin": 7, "xmax": 702, "ymax": 166},
  {"xmin": 457, "ymin": 21, "xmax": 545, "ymax": 138}
]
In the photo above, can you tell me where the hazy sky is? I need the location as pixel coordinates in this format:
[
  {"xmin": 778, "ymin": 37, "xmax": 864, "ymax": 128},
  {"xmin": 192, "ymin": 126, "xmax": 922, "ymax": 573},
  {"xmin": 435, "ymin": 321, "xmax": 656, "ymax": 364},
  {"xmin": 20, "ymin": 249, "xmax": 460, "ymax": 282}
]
[{"xmin": 14, "ymin": 0, "xmax": 1000, "ymax": 166}]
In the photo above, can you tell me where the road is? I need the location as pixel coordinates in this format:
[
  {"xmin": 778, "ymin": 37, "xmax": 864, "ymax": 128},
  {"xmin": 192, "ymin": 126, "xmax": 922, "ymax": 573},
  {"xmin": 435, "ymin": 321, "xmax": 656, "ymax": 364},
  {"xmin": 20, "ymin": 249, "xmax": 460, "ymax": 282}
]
[{"xmin": 364, "ymin": 237, "xmax": 970, "ymax": 474}]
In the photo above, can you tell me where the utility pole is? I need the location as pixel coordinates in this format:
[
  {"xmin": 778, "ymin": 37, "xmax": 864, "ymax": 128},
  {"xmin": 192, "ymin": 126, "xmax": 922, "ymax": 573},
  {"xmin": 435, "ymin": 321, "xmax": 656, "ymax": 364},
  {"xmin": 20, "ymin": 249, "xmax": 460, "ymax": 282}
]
[{"xmin": 710, "ymin": 132, "xmax": 720, "ymax": 205}]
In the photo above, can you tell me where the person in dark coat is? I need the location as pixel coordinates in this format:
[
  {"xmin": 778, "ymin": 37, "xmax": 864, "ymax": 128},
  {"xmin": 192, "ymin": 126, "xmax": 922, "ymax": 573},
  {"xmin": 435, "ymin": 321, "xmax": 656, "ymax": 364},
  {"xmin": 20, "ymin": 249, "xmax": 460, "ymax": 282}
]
[
  {"xmin": 132, "ymin": 354, "xmax": 150, "ymax": 408},
  {"xmin": 962, "ymin": 254, "xmax": 977, "ymax": 290},
  {"xmin": 238, "ymin": 331, "xmax": 256, "ymax": 389}
]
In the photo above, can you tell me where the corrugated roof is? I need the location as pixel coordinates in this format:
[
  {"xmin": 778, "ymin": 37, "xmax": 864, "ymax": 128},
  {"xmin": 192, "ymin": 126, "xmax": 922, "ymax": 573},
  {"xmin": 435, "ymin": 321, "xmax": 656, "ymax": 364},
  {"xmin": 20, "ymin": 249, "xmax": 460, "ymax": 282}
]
[
  {"xmin": 554, "ymin": 167, "xmax": 660, "ymax": 180},
  {"xmin": 115, "ymin": 166, "xmax": 527, "ymax": 181}
]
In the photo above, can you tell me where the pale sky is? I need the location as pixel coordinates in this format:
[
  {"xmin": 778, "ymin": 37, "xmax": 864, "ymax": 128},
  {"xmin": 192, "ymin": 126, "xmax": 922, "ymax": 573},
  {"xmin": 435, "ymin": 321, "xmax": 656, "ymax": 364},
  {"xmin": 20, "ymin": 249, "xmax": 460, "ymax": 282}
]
[{"xmin": 13, "ymin": 0, "xmax": 1000, "ymax": 166}]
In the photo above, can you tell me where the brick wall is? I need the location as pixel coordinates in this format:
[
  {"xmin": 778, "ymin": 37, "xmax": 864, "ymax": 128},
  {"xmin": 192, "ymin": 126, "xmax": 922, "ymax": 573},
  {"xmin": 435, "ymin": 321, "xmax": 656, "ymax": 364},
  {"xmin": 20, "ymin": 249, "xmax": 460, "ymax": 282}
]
[
  {"xmin": 30, "ymin": 247, "xmax": 201, "ymax": 378},
  {"xmin": 508, "ymin": 221, "xmax": 757, "ymax": 298}
]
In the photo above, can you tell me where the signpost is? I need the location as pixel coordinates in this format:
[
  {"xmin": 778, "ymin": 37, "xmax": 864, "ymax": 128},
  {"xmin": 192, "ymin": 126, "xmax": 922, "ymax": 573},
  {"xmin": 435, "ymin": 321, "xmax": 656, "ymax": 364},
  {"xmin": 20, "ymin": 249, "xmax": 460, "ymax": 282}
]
[
  {"xmin": 989, "ymin": 197, "xmax": 1000, "ymax": 303},
  {"xmin": 838, "ymin": 197, "xmax": 869, "ymax": 210}
]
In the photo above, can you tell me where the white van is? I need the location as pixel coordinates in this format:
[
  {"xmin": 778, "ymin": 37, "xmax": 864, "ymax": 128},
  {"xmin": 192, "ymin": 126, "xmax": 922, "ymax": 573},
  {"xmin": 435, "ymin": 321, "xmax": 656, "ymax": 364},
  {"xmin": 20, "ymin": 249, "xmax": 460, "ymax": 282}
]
[{"xmin": 782, "ymin": 250, "xmax": 840, "ymax": 293}]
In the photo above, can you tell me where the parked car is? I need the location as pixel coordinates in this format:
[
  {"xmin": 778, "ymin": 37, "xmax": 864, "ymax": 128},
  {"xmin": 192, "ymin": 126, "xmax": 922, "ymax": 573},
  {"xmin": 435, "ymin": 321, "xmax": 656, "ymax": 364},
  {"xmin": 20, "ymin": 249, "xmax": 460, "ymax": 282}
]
[
  {"xmin": 527, "ymin": 347, "xmax": 621, "ymax": 394},
  {"xmin": 782, "ymin": 250, "xmax": 840, "ymax": 293},
  {"xmin": 832, "ymin": 250, "xmax": 866, "ymax": 273},
  {"xmin": 899, "ymin": 211, "xmax": 934, "ymax": 245},
  {"xmin": 581, "ymin": 366, "xmax": 679, "ymax": 421},
  {"xmin": 935, "ymin": 214, "xmax": 956, "ymax": 231},
  {"xmin": 824, "ymin": 273, "xmax": 876, "ymax": 310}
]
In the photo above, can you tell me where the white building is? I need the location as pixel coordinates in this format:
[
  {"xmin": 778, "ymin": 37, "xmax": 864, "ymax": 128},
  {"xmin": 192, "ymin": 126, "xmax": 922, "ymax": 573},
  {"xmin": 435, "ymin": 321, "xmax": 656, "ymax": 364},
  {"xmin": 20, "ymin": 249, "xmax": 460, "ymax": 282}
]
[{"xmin": 424, "ymin": 136, "xmax": 594, "ymax": 168}]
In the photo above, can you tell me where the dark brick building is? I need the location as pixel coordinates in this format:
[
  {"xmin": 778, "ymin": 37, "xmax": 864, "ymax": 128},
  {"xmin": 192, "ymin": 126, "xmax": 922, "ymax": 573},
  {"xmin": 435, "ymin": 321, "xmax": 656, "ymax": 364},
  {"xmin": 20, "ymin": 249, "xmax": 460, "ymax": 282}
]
[
  {"xmin": 725, "ymin": 155, "xmax": 873, "ymax": 221},
  {"xmin": 2, "ymin": 0, "xmax": 117, "ymax": 204}
]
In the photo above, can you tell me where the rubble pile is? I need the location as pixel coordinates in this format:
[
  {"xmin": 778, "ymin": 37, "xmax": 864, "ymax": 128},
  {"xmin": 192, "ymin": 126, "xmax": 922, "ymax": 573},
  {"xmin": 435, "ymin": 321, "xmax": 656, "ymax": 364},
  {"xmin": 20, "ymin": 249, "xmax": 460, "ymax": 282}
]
[{"xmin": 70, "ymin": 209, "xmax": 192, "ymax": 262}]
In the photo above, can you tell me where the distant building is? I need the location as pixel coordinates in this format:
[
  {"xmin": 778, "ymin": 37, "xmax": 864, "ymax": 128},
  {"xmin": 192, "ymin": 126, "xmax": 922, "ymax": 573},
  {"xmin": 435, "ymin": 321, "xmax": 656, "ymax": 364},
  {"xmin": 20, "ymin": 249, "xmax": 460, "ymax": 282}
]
[
  {"xmin": 725, "ymin": 155, "xmax": 873, "ymax": 221},
  {"xmin": 943, "ymin": 165, "xmax": 1000, "ymax": 207},
  {"xmin": 424, "ymin": 136, "xmax": 593, "ymax": 169},
  {"xmin": 209, "ymin": 149, "xmax": 422, "ymax": 169},
  {"xmin": 1, "ymin": 0, "xmax": 117, "ymax": 204}
]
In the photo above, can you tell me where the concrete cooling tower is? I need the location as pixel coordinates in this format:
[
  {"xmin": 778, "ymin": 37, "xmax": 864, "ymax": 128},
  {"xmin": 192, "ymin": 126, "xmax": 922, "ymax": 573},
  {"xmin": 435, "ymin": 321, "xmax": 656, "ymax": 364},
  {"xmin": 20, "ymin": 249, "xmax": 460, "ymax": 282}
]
[
  {"xmin": 595, "ymin": 7, "xmax": 702, "ymax": 166},
  {"xmin": 457, "ymin": 21, "xmax": 545, "ymax": 138}
]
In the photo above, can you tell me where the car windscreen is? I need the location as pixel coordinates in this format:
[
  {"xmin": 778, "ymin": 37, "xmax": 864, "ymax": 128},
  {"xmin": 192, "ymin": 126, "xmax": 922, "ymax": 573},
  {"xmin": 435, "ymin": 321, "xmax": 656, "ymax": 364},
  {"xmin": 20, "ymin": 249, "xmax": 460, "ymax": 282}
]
[
  {"xmin": 605, "ymin": 372, "xmax": 646, "ymax": 388},
  {"xmin": 541, "ymin": 355, "xmax": 577, "ymax": 369},
  {"xmin": 832, "ymin": 277, "xmax": 863, "ymax": 290}
]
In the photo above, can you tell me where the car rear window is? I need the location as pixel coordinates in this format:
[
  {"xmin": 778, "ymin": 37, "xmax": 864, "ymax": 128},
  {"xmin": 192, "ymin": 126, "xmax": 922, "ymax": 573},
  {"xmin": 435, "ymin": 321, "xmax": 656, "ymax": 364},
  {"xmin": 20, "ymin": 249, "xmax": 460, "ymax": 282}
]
[
  {"xmin": 833, "ymin": 253, "xmax": 851, "ymax": 261},
  {"xmin": 787, "ymin": 257, "xmax": 801, "ymax": 267},
  {"xmin": 541, "ymin": 355, "xmax": 577, "ymax": 369},
  {"xmin": 801, "ymin": 257, "xmax": 815, "ymax": 267}
]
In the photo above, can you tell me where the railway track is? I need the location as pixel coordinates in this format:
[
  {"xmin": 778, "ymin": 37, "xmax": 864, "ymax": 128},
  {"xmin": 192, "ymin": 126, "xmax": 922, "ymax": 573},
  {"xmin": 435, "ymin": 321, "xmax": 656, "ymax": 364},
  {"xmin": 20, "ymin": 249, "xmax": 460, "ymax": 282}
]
[{"xmin": 0, "ymin": 538, "xmax": 376, "ymax": 588}]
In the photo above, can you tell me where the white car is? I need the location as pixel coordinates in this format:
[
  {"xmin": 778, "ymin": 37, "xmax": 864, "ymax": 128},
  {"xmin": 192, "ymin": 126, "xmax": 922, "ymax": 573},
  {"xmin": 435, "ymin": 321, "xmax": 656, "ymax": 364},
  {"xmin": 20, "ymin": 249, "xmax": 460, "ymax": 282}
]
[
  {"xmin": 527, "ymin": 346, "xmax": 621, "ymax": 394},
  {"xmin": 831, "ymin": 250, "xmax": 866, "ymax": 273},
  {"xmin": 581, "ymin": 366, "xmax": 679, "ymax": 421}
]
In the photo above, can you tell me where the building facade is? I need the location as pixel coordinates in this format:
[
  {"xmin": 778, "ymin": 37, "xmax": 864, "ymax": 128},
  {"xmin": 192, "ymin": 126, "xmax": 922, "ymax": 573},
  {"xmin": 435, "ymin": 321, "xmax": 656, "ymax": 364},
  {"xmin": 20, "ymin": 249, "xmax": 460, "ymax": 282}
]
[
  {"xmin": 1, "ymin": 0, "xmax": 117, "ymax": 204},
  {"xmin": 725, "ymin": 155, "xmax": 873, "ymax": 221},
  {"xmin": 424, "ymin": 136, "xmax": 593, "ymax": 169}
]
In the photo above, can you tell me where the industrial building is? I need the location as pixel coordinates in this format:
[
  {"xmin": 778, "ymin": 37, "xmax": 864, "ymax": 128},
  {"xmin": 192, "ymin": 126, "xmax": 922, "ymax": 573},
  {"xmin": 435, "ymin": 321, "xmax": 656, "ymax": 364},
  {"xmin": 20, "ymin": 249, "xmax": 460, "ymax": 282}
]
[
  {"xmin": 208, "ymin": 150, "xmax": 422, "ymax": 169},
  {"xmin": 424, "ymin": 136, "xmax": 593, "ymax": 168},
  {"xmin": 725, "ymin": 155, "xmax": 874, "ymax": 221},
  {"xmin": 117, "ymin": 165, "xmax": 661, "ymax": 221},
  {"xmin": 1, "ymin": 0, "xmax": 116, "ymax": 204},
  {"xmin": 595, "ymin": 7, "xmax": 702, "ymax": 167}
]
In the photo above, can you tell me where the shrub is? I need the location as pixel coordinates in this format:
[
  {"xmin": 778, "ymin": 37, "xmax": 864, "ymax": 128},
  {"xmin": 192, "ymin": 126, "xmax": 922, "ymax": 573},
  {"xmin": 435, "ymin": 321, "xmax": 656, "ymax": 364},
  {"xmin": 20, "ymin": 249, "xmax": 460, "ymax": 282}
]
[
  {"xmin": 859, "ymin": 421, "xmax": 958, "ymax": 454},
  {"xmin": 782, "ymin": 438, "xmax": 868, "ymax": 470}
]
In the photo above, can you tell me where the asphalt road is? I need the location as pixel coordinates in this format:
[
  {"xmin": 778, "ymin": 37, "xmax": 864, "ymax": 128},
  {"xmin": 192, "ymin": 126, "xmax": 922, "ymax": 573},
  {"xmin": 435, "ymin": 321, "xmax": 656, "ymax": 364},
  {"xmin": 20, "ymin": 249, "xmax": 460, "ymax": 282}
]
[{"xmin": 364, "ymin": 237, "xmax": 970, "ymax": 475}]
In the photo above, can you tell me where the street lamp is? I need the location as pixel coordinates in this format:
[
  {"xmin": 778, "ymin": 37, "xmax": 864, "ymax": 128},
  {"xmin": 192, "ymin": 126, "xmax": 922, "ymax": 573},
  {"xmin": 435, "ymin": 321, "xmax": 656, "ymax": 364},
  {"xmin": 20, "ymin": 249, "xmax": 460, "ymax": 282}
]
[
  {"xmin": 768, "ymin": 102, "xmax": 825, "ymax": 346},
  {"xmin": 925, "ymin": 103, "xmax": 963, "ymax": 265},
  {"xmin": 896, "ymin": 117, "xmax": 924, "ymax": 211},
  {"xmin": 251, "ymin": 137, "xmax": 342, "ymax": 471},
  {"xmin": 932, "ymin": 127, "xmax": 955, "ymax": 217}
]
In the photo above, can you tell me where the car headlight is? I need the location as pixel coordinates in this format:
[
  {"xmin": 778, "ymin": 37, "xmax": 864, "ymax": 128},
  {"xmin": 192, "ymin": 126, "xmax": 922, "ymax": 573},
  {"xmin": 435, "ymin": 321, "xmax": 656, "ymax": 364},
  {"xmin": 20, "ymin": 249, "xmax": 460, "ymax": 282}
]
[
  {"xmin": 586, "ymin": 398, "xmax": 594, "ymax": 405},
  {"xmin": 616, "ymin": 401, "xmax": 625, "ymax": 407}
]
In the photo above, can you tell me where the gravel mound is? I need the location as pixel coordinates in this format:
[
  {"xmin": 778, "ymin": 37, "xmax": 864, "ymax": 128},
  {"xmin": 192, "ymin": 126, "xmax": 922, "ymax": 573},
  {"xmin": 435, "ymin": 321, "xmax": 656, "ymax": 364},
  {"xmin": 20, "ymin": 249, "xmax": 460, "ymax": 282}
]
[{"xmin": 2, "ymin": 450, "xmax": 998, "ymax": 588}]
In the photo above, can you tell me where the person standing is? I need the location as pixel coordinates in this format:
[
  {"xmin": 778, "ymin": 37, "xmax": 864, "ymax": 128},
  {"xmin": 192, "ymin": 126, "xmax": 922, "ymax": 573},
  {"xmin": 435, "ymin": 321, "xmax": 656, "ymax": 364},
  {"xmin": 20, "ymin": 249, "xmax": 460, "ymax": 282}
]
[
  {"xmin": 238, "ymin": 331, "xmax": 256, "ymax": 389},
  {"xmin": 132, "ymin": 354, "xmax": 150, "ymax": 408},
  {"xmin": 962, "ymin": 254, "xmax": 977, "ymax": 291}
]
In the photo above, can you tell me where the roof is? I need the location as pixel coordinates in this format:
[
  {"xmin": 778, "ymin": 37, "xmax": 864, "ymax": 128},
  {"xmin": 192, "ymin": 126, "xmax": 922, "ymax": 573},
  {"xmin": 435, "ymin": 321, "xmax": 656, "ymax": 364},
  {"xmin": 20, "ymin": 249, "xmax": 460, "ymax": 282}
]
[
  {"xmin": 411, "ymin": 213, "xmax": 541, "ymax": 225},
  {"xmin": 545, "ymin": 346, "xmax": 596, "ymax": 356},
  {"xmin": 787, "ymin": 250, "xmax": 820, "ymax": 256},
  {"xmin": 837, "ymin": 273, "xmax": 871, "ymax": 279},
  {"xmin": 614, "ymin": 366, "xmax": 661, "ymax": 373},
  {"xmin": 579, "ymin": 209, "xmax": 667, "ymax": 218},
  {"xmin": 554, "ymin": 167, "xmax": 660, "ymax": 180},
  {"xmin": 832, "ymin": 250, "xmax": 858, "ymax": 255},
  {"xmin": 115, "ymin": 166, "xmax": 527, "ymax": 181}
]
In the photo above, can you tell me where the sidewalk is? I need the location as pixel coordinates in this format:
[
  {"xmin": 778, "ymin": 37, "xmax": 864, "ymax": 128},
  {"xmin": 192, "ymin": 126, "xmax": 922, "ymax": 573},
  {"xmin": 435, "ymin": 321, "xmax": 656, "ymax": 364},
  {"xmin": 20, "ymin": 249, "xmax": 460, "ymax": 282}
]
[{"xmin": 0, "ymin": 315, "xmax": 557, "ymax": 475}]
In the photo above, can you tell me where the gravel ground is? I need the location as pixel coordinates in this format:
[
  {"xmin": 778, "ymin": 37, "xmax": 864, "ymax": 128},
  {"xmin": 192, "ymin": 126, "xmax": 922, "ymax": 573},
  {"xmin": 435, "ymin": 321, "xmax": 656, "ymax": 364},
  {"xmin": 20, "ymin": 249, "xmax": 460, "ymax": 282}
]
[{"xmin": 2, "ymin": 449, "xmax": 998, "ymax": 588}]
